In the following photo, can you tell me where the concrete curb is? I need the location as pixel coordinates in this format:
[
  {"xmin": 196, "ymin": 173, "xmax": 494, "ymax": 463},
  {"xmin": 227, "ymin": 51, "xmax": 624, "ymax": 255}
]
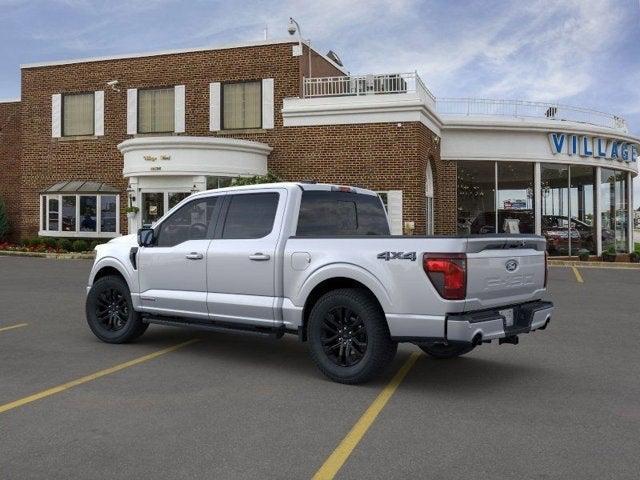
[
  {"xmin": 549, "ymin": 260, "xmax": 640, "ymax": 269},
  {"xmin": 0, "ymin": 250, "xmax": 95, "ymax": 260}
]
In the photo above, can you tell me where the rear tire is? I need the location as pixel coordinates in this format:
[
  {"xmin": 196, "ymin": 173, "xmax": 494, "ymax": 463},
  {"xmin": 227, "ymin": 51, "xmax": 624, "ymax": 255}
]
[
  {"xmin": 416, "ymin": 343, "xmax": 475, "ymax": 359},
  {"xmin": 86, "ymin": 275, "xmax": 148, "ymax": 343},
  {"xmin": 307, "ymin": 288, "xmax": 397, "ymax": 384}
]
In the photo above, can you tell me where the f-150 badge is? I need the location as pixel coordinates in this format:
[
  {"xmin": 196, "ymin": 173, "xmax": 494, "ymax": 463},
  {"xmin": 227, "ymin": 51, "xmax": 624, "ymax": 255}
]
[{"xmin": 377, "ymin": 251, "xmax": 417, "ymax": 261}]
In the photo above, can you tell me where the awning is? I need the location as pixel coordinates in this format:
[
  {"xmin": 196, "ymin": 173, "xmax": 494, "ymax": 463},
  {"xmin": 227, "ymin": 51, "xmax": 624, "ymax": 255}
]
[{"xmin": 41, "ymin": 180, "xmax": 120, "ymax": 194}]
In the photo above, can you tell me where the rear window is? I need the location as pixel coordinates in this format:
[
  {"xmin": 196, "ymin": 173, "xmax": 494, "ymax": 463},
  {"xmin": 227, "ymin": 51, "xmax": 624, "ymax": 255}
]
[{"xmin": 296, "ymin": 191, "xmax": 390, "ymax": 236}]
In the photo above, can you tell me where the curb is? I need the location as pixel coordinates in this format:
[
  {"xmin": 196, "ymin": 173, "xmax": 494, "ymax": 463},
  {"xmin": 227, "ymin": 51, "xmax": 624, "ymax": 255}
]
[
  {"xmin": 0, "ymin": 250, "xmax": 95, "ymax": 260},
  {"xmin": 549, "ymin": 260, "xmax": 640, "ymax": 270}
]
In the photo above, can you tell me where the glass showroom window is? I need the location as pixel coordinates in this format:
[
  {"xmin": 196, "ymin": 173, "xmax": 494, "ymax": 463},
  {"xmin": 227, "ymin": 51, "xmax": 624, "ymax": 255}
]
[
  {"xmin": 40, "ymin": 194, "xmax": 119, "ymax": 237},
  {"xmin": 138, "ymin": 87, "xmax": 175, "ymax": 133},
  {"xmin": 457, "ymin": 161, "xmax": 496, "ymax": 234},
  {"xmin": 541, "ymin": 164, "xmax": 570, "ymax": 256},
  {"xmin": 497, "ymin": 162, "xmax": 535, "ymax": 234},
  {"xmin": 63, "ymin": 92, "xmax": 94, "ymax": 136},
  {"xmin": 569, "ymin": 166, "xmax": 596, "ymax": 255},
  {"xmin": 222, "ymin": 81, "xmax": 261, "ymax": 130},
  {"xmin": 601, "ymin": 168, "xmax": 629, "ymax": 253}
]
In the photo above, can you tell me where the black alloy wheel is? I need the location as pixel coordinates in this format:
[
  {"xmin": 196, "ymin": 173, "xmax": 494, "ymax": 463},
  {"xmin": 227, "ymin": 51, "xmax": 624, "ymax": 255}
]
[
  {"xmin": 95, "ymin": 287, "xmax": 130, "ymax": 332},
  {"xmin": 321, "ymin": 306, "xmax": 368, "ymax": 367}
]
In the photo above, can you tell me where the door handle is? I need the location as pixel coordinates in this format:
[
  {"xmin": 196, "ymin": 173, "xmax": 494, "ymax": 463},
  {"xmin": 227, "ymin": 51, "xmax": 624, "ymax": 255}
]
[
  {"xmin": 249, "ymin": 252, "xmax": 271, "ymax": 261},
  {"xmin": 185, "ymin": 252, "xmax": 204, "ymax": 260}
]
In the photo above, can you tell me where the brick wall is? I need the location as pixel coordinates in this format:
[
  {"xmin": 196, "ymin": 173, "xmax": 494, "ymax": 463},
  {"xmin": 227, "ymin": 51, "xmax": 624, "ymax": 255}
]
[
  {"xmin": 0, "ymin": 101, "xmax": 21, "ymax": 240},
  {"xmin": 16, "ymin": 41, "xmax": 452, "ymax": 238}
]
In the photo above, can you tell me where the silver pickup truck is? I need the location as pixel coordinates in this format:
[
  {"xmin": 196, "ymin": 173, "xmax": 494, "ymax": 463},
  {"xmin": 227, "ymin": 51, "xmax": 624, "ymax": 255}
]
[{"xmin": 86, "ymin": 182, "xmax": 553, "ymax": 384}]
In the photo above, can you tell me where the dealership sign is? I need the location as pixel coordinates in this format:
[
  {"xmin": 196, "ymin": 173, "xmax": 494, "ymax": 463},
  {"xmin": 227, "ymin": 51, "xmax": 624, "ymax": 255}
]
[{"xmin": 548, "ymin": 133, "xmax": 638, "ymax": 163}]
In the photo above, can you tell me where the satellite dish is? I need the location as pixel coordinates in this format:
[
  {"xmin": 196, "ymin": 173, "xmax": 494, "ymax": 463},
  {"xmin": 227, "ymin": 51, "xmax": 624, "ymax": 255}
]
[{"xmin": 326, "ymin": 50, "xmax": 343, "ymax": 67}]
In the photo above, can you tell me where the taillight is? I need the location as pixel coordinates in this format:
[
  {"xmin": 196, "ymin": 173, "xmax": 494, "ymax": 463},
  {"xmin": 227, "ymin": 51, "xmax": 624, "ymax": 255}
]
[
  {"xmin": 544, "ymin": 251, "xmax": 548, "ymax": 288},
  {"xmin": 423, "ymin": 253, "xmax": 467, "ymax": 300}
]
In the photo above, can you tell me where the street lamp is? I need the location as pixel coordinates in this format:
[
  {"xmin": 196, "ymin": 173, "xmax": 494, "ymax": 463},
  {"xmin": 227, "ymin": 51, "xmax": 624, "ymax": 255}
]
[{"xmin": 288, "ymin": 17, "xmax": 312, "ymax": 78}]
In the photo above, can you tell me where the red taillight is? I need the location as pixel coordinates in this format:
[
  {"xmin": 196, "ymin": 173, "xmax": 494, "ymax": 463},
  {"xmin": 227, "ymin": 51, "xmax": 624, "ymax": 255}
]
[
  {"xmin": 544, "ymin": 251, "xmax": 548, "ymax": 288},
  {"xmin": 423, "ymin": 253, "xmax": 467, "ymax": 300}
]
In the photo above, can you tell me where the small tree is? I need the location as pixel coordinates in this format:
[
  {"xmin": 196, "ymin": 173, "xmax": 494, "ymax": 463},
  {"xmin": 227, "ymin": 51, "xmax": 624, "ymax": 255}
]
[
  {"xmin": 0, "ymin": 197, "xmax": 9, "ymax": 241},
  {"xmin": 231, "ymin": 171, "xmax": 281, "ymax": 186}
]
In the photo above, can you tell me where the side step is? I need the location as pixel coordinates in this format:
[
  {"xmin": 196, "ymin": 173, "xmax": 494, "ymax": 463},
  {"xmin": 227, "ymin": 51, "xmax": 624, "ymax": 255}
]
[{"xmin": 143, "ymin": 316, "xmax": 286, "ymax": 339}]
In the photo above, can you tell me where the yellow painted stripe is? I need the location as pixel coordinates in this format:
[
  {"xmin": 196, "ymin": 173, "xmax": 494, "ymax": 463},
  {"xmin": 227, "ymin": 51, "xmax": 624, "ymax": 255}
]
[
  {"xmin": 312, "ymin": 351, "xmax": 421, "ymax": 480},
  {"xmin": 571, "ymin": 266, "xmax": 584, "ymax": 283},
  {"xmin": 0, "ymin": 323, "xmax": 28, "ymax": 333},
  {"xmin": 0, "ymin": 339, "xmax": 199, "ymax": 415}
]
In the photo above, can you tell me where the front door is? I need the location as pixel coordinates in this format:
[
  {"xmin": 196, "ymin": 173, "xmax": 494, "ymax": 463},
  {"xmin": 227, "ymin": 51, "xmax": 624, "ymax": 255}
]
[
  {"xmin": 138, "ymin": 195, "xmax": 221, "ymax": 320},
  {"xmin": 206, "ymin": 190, "xmax": 285, "ymax": 327}
]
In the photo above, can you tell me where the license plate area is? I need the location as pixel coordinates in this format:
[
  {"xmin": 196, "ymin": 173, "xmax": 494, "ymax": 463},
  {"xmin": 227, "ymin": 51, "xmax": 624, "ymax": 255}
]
[{"xmin": 499, "ymin": 308, "xmax": 514, "ymax": 327}]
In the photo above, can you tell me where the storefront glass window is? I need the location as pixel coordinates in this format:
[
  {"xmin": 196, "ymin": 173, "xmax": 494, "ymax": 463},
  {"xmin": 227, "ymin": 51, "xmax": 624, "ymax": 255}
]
[
  {"xmin": 601, "ymin": 168, "xmax": 628, "ymax": 253},
  {"xmin": 457, "ymin": 161, "xmax": 496, "ymax": 235},
  {"xmin": 80, "ymin": 196, "xmax": 97, "ymax": 232},
  {"xmin": 497, "ymin": 163, "xmax": 535, "ymax": 234},
  {"xmin": 62, "ymin": 196, "xmax": 76, "ymax": 232},
  {"xmin": 100, "ymin": 195, "xmax": 117, "ymax": 233},
  {"xmin": 569, "ymin": 166, "xmax": 596, "ymax": 254},
  {"xmin": 541, "ymin": 164, "xmax": 570, "ymax": 256}
]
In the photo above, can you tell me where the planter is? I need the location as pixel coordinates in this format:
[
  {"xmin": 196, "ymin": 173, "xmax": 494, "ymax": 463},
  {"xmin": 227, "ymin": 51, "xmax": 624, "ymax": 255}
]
[
  {"xmin": 602, "ymin": 253, "xmax": 617, "ymax": 262},
  {"xmin": 126, "ymin": 212, "xmax": 137, "ymax": 221}
]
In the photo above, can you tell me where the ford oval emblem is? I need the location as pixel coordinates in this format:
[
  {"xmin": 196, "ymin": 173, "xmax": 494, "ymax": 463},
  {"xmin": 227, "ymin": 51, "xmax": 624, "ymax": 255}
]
[{"xmin": 505, "ymin": 259, "xmax": 519, "ymax": 272}]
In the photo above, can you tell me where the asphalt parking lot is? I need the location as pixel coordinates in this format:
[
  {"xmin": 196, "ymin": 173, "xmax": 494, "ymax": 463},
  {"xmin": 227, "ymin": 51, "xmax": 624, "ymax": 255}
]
[{"xmin": 1, "ymin": 257, "xmax": 639, "ymax": 479}]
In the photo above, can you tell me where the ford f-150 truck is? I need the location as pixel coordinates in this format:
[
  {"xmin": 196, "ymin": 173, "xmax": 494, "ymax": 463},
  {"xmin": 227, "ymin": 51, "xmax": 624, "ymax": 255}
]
[{"xmin": 86, "ymin": 182, "xmax": 553, "ymax": 384}]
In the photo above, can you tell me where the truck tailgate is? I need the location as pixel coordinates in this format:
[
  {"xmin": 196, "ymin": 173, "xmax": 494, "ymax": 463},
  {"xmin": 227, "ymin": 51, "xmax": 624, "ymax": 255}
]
[{"xmin": 464, "ymin": 236, "xmax": 546, "ymax": 311}]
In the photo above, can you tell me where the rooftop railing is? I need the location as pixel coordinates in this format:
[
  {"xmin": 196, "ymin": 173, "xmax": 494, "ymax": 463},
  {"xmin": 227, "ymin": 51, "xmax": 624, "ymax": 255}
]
[
  {"xmin": 436, "ymin": 97, "xmax": 628, "ymax": 132},
  {"xmin": 301, "ymin": 73, "xmax": 628, "ymax": 132},
  {"xmin": 302, "ymin": 72, "xmax": 436, "ymax": 107}
]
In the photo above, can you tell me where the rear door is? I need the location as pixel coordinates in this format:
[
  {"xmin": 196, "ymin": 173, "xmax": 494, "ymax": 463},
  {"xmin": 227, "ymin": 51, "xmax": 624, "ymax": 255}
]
[
  {"xmin": 206, "ymin": 189, "xmax": 286, "ymax": 327},
  {"xmin": 464, "ymin": 236, "xmax": 547, "ymax": 310}
]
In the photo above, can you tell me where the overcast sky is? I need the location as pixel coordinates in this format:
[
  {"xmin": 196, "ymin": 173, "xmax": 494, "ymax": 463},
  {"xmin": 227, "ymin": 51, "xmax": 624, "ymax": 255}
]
[{"xmin": 1, "ymin": 0, "xmax": 639, "ymax": 201}]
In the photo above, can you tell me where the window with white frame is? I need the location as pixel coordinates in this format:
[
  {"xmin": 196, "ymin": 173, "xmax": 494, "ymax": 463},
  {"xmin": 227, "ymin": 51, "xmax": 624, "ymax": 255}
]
[
  {"xmin": 40, "ymin": 193, "xmax": 120, "ymax": 237},
  {"xmin": 138, "ymin": 87, "xmax": 175, "ymax": 133},
  {"xmin": 376, "ymin": 190, "xmax": 403, "ymax": 235},
  {"xmin": 63, "ymin": 92, "xmax": 94, "ymax": 136},
  {"xmin": 222, "ymin": 81, "xmax": 262, "ymax": 129}
]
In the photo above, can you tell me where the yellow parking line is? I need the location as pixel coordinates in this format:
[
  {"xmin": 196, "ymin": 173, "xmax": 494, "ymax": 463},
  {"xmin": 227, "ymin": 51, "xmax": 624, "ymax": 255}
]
[
  {"xmin": 0, "ymin": 323, "xmax": 28, "ymax": 333},
  {"xmin": 0, "ymin": 338, "xmax": 199, "ymax": 415},
  {"xmin": 571, "ymin": 266, "xmax": 584, "ymax": 283},
  {"xmin": 312, "ymin": 352, "xmax": 421, "ymax": 480}
]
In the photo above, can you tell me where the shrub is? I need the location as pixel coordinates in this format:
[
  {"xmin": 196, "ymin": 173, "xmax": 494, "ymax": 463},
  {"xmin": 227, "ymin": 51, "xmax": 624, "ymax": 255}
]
[
  {"xmin": 72, "ymin": 239, "xmax": 89, "ymax": 252},
  {"xmin": 21, "ymin": 237, "xmax": 32, "ymax": 247},
  {"xmin": 0, "ymin": 197, "xmax": 9, "ymax": 241},
  {"xmin": 58, "ymin": 238, "xmax": 73, "ymax": 252},
  {"xmin": 42, "ymin": 237, "xmax": 58, "ymax": 249},
  {"xmin": 231, "ymin": 171, "xmax": 281, "ymax": 186}
]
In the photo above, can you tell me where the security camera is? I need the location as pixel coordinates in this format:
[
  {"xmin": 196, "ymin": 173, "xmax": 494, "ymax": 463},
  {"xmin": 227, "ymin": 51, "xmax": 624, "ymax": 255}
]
[
  {"xmin": 287, "ymin": 18, "xmax": 297, "ymax": 35},
  {"xmin": 106, "ymin": 80, "xmax": 120, "ymax": 92}
]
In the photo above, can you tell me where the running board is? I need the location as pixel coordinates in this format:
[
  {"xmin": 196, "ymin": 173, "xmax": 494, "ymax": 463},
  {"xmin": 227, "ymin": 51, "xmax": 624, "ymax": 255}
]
[{"xmin": 143, "ymin": 315, "xmax": 286, "ymax": 339}]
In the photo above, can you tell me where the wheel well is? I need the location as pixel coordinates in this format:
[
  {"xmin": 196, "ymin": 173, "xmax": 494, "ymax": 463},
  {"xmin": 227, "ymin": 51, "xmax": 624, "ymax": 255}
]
[
  {"xmin": 93, "ymin": 266, "xmax": 127, "ymax": 286},
  {"xmin": 300, "ymin": 277, "xmax": 385, "ymax": 342}
]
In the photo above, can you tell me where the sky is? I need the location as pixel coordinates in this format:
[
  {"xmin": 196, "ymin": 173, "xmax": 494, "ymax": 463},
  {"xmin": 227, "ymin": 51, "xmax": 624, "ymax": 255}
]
[{"xmin": 1, "ymin": 0, "xmax": 639, "ymax": 200}]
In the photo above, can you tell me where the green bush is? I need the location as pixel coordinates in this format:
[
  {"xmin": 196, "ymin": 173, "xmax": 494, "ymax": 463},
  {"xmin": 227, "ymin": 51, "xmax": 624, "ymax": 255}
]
[
  {"xmin": 72, "ymin": 239, "xmax": 89, "ymax": 252},
  {"xmin": 89, "ymin": 240, "xmax": 106, "ymax": 250},
  {"xmin": 231, "ymin": 171, "xmax": 281, "ymax": 186},
  {"xmin": 0, "ymin": 197, "xmax": 9, "ymax": 241},
  {"xmin": 58, "ymin": 238, "xmax": 73, "ymax": 252},
  {"xmin": 42, "ymin": 237, "xmax": 58, "ymax": 249},
  {"xmin": 21, "ymin": 237, "xmax": 32, "ymax": 247}
]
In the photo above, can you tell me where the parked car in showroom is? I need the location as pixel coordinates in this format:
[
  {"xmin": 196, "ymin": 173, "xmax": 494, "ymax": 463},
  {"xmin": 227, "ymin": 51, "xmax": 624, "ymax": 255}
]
[{"xmin": 85, "ymin": 183, "xmax": 553, "ymax": 384}]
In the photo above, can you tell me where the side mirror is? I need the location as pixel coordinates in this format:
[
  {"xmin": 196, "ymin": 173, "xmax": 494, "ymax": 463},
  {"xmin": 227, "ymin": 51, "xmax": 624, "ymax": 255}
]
[{"xmin": 138, "ymin": 227, "xmax": 155, "ymax": 247}]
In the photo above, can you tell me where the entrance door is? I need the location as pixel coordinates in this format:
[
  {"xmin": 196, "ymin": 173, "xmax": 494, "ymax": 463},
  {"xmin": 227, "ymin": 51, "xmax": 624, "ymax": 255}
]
[
  {"xmin": 138, "ymin": 195, "xmax": 221, "ymax": 320},
  {"xmin": 206, "ymin": 190, "xmax": 285, "ymax": 327},
  {"xmin": 142, "ymin": 192, "xmax": 164, "ymax": 226}
]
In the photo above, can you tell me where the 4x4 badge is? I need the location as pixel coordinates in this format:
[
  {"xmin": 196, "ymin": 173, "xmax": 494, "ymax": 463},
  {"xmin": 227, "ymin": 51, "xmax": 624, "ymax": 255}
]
[{"xmin": 377, "ymin": 251, "xmax": 417, "ymax": 261}]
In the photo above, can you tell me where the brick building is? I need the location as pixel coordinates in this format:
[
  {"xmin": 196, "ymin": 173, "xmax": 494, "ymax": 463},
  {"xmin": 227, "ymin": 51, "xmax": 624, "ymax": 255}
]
[{"xmin": 1, "ymin": 38, "xmax": 639, "ymax": 255}]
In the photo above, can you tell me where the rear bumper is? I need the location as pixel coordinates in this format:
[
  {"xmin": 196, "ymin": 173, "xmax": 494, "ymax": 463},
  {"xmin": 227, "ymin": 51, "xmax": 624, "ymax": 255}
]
[
  {"xmin": 388, "ymin": 300, "xmax": 553, "ymax": 343},
  {"xmin": 446, "ymin": 300, "xmax": 553, "ymax": 344}
]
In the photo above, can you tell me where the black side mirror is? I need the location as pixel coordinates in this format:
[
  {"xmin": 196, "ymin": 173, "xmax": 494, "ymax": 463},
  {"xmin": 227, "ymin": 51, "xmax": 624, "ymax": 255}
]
[{"xmin": 138, "ymin": 227, "xmax": 155, "ymax": 247}]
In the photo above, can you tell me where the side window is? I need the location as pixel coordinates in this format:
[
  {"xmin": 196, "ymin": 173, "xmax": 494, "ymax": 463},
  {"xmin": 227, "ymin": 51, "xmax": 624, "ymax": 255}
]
[
  {"xmin": 296, "ymin": 191, "xmax": 390, "ymax": 236},
  {"xmin": 156, "ymin": 197, "xmax": 218, "ymax": 247},
  {"xmin": 222, "ymin": 193, "xmax": 279, "ymax": 239}
]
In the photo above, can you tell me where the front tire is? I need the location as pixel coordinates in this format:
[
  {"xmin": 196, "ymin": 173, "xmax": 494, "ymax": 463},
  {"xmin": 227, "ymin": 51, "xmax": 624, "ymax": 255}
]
[
  {"xmin": 86, "ymin": 275, "xmax": 148, "ymax": 343},
  {"xmin": 307, "ymin": 288, "xmax": 397, "ymax": 384},
  {"xmin": 416, "ymin": 342, "xmax": 475, "ymax": 359}
]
